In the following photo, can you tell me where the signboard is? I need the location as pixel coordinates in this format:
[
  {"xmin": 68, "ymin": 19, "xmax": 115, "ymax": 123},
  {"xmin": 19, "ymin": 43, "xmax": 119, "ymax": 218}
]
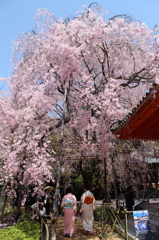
[{"xmin": 133, "ymin": 210, "xmax": 151, "ymax": 236}]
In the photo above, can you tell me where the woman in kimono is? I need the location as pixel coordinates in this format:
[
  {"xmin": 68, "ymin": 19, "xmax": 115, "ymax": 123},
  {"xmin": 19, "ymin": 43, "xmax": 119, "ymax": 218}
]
[
  {"xmin": 61, "ymin": 187, "xmax": 77, "ymax": 237},
  {"xmin": 81, "ymin": 186, "xmax": 95, "ymax": 235}
]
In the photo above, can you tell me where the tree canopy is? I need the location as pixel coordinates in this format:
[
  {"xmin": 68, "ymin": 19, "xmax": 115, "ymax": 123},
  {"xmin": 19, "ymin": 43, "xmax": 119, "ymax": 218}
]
[{"xmin": 0, "ymin": 3, "xmax": 159, "ymax": 203}]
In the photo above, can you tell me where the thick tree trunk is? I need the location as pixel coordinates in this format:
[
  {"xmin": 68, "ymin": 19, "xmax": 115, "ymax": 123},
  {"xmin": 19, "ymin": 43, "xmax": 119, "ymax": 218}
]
[
  {"xmin": 16, "ymin": 186, "xmax": 23, "ymax": 221},
  {"xmin": 0, "ymin": 185, "xmax": 7, "ymax": 222},
  {"xmin": 51, "ymin": 89, "xmax": 67, "ymax": 240},
  {"xmin": 79, "ymin": 156, "xmax": 94, "ymax": 192}
]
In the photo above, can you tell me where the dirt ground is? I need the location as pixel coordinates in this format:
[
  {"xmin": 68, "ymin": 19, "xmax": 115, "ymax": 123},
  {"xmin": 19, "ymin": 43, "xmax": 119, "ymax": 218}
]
[{"xmin": 56, "ymin": 216, "xmax": 124, "ymax": 240}]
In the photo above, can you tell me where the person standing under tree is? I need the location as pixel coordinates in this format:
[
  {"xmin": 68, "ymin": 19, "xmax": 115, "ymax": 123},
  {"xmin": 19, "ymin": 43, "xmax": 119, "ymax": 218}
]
[
  {"xmin": 80, "ymin": 186, "xmax": 95, "ymax": 235},
  {"xmin": 61, "ymin": 186, "xmax": 77, "ymax": 237},
  {"xmin": 44, "ymin": 189, "xmax": 50, "ymax": 215},
  {"xmin": 124, "ymin": 186, "xmax": 134, "ymax": 212}
]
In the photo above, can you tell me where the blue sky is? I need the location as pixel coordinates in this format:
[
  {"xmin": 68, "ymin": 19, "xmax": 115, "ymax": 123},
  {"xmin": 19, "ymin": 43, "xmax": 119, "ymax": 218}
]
[{"xmin": 0, "ymin": 0, "xmax": 159, "ymax": 91}]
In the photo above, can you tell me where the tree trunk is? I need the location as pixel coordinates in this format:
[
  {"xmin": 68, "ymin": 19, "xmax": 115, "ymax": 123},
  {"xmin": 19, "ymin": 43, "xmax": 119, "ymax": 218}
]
[
  {"xmin": 147, "ymin": 173, "xmax": 154, "ymax": 194},
  {"xmin": 0, "ymin": 185, "xmax": 7, "ymax": 223},
  {"xmin": 79, "ymin": 156, "xmax": 94, "ymax": 192},
  {"xmin": 51, "ymin": 89, "xmax": 67, "ymax": 240},
  {"xmin": 111, "ymin": 154, "xmax": 119, "ymax": 208},
  {"xmin": 104, "ymin": 157, "xmax": 109, "ymax": 202},
  {"xmin": 16, "ymin": 186, "xmax": 23, "ymax": 221}
]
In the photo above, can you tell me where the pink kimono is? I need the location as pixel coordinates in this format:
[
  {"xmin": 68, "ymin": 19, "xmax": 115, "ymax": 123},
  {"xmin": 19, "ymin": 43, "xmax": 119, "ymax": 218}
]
[{"xmin": 61, "ymin": 193, "xmax": 77, "ymax": 235}]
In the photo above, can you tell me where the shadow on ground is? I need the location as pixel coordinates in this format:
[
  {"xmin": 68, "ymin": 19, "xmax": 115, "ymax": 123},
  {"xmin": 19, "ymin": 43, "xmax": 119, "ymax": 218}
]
[
  {"xmin": 56, "ymin": 216, "xmax": 122, "ymax": 240},
  {"xmin": 56, "ymin": 216, "xmax": 99, "ymax": 240}
]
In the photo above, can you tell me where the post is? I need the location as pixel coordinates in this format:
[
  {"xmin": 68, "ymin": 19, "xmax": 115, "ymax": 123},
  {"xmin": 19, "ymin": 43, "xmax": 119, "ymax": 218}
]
[
  {"xmin": 51, "ymin": 89, "xmax": 67, "ymax": 240},
  {"xmin": 125, "ymin": 211, "xmax": 128, "ymax": 240}
]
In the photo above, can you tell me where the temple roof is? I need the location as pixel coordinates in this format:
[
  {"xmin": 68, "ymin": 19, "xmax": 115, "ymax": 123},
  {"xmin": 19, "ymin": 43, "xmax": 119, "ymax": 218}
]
[{"xmin": 111, "ymin": 83, "xmax": 159, "ymax": 141}]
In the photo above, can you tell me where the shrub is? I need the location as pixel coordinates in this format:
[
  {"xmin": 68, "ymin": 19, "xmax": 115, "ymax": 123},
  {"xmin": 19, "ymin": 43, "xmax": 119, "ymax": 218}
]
[
  {"xmin": 3, "ymin": 207, "xmax": 18, "ymax": 219},
  {"xmin": 20, "ymin": 213, "xmax": 30, "ymax": 221},
  {"xmin": 2, "ymin": 214, "xmax": 16, "ymax": 225},
  {"xmin": 94, "ymin": 206, "xmax": 103, "ymax": 221}
]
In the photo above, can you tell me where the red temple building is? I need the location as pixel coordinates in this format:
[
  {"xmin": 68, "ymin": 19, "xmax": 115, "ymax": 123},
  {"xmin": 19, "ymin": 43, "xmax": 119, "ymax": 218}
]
[
  {"xmin": 111, "ymin": 83, "xmax": 159, "ymax": 186},
  {"xmin": 111, "ymin": 83, "xmax": 159, "ymax": 141}
]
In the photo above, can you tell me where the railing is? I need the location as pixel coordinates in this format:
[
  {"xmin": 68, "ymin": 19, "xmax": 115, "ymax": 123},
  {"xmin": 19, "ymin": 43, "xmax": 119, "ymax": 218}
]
[
  {"xmin": 132, "ymin": 189, "xmax": 159, "ymax": 211},
  {"xmin": 95, "ymin": 203, "xmax": 130, "ymax": 240},
  {"xmin": 40, "ymin": 216, "xmax": 49, "ymax": 240}
]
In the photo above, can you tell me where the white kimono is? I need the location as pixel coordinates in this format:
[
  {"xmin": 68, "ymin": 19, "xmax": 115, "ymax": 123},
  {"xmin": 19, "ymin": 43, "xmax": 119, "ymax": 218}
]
[{"xmin": 81, "ymin": 190, "xmax": 95, "ymax": 232}]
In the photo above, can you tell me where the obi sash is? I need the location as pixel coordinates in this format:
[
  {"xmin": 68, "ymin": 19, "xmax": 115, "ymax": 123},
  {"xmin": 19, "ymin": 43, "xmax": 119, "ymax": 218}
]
[
  {"xmin": 64, "ymin": 198, "xmax": 74, "ymax": 209},
  {"xmin": 84, "ymin": 196, "xmax": 94, "ymax": 205}
]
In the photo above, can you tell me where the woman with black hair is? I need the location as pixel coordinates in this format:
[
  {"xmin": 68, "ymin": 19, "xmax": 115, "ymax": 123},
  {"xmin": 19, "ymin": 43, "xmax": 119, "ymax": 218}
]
[{"xmin": 61, "ymin": 186, "xmax": 77, "ymax": 237}]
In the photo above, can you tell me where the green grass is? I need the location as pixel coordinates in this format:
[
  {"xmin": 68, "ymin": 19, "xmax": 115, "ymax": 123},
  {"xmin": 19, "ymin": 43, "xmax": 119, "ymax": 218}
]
[{"xmin": 0, "ymin": 219, "xmax": 40, "ymax": 240}]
